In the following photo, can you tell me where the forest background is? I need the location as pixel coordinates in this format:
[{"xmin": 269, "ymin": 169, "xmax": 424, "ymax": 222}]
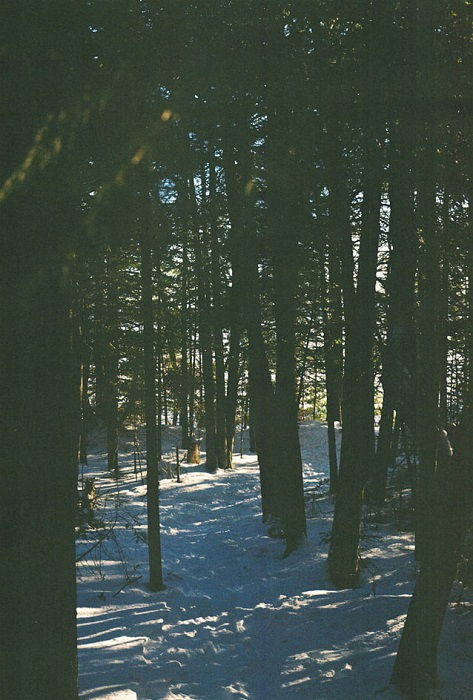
[{"xmin": 1, "ymin": 2, "xmax": 472, "ymax": 699}]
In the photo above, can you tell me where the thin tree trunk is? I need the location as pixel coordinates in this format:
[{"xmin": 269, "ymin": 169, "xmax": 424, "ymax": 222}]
[
  {"xmin": 162, "ymin": 358, "xmax": 168, "ymax": 425},
  {"xmin": 209, "ymin": 154, "xmax": 228, "ymax": 468},
  {"xmin": 78, "ymin": 275, "xmax": 90, "ymax": 467},
  {"xmin": 169, "ymin": 347, "xmax": 179, "ymax": 428},
  {"xmin": 224, "ymin": 324, "xmax": 241, "ymax": 469},
  {"xmin": 371, "ymin": 84, "xmax": 417, "ymax": 504},
  {"xmin": 104, "ymin": 250, "xmax": 119, "ymax": 472},
  {"xmin": 93, "ymin": 251, "xmax": 107, "ymax": 423},
  {"xmin": 140, "ymin": 233, "xmax": 165, "ymax": 591},
  {"xmin": 321, "ymin": 240, "xmax": 343, "ymax": 494},
  {"xmin": 297, "ymin": 309, "xmax": 315, "ymax": 416},
  {"xmin": 155, "ymin": 279, "xmax": 163, "ymax": 460},
  {"xmin": 189, "ymin": 316, "xmax": 197, "ymax": 436},
  {"xmin": 325, "ymin": 127, "xmax": 362, "ymax": 586},
  {"xmin": 180, "ymin": 235, "xmax": 190, "ymax": 449},
  {"xmin": 79, "ymin": 345, "xmax": 90, "ymax": 466},
  {"xmin": 189, "ymin": 175, "xmax": 218, "ymax": 472},
  {"xmin": 439, "ymin": 192, "xmax": 450, "ymax": 429}
]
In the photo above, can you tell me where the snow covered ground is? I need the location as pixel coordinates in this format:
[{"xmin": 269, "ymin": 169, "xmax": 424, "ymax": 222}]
[{"xmin": 77, "ymin": 422, "xmax": 473, "ymax": 699}]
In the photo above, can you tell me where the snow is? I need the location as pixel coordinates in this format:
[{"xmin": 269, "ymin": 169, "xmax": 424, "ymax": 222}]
[{"xmin": 77, "ymin": 422, "xmax": 473, "ymax": 699}]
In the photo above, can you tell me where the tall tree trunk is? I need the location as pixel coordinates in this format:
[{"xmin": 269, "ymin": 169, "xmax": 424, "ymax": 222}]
[
  {"xmin": 266, "ymin": 111, "xmax": 307, "ymax": 552},
  {"xmin": 189, "ymin": 315, "xmax": 198, "ymax": 437},
  {"xmin": 357, "ymin": 139, "xmax": 382, "ymax": 479},
  {"xmin": 94, "ymin": 249, "xmax": 119, "ymax": 472},
  {"xmin": 78, "ymin": 273, "xmax": 91, "ymax": 468},
  {"xmin": 209, "ymin": 155, "xmax": 228, "ymax": 469},
  {"xmin": 297, "ymin": 309, "xmax": 315, "ymax": 416},
  {"xmin": 93, "ymin": 251, "xmax": 107, "ymax": 423},
  {"xmin": 104, "ymin": 250, "xmax": 119, "ymax": 471},
  {"xmin": 391, "ymin": 425, "xmax": 471, "ymax": 698},
  {"xmin": 321, "ymin": 241, "xmax": 343, "ymax": 494},
  {"xmin": 140, "ymin": 233, "xmax": 165, "ymax": 591},
  {"xmin": 223, "ymin": 131, "xmax": 279, "ymax": 522},
  {"xmin": 327, "ymin": 6, "xmax": 385, "ymax": 585},
  {"xmin": 180, "ymin": 235, "xmax": 190, "ymax": 449},
  {"xmin": 438, "ymin": 192, "xmax": 450, "ymax": 429},
  {"xmin": 224, "ymin": 323, "xmax": 241, "ymax": 469},
  {"xmin": 370, "ymin": 10, "xmax": 417, "ymax": 502},
  {"xmin": 414, "ymin": 132, "xmax": 441, "ymax": 564},
  {"xmin": 79, "ymin": 337, "xmax": 90, "ymax": 467},
  {"xmin": 189, "ymin": 175, "xmax": 218, "ymax": 472},
  {"xmin": 325, "ymin": 127, "xmax": 362, "ymax": 586},
  {"xmin": 1, "ymin": 183, "xmax": 80, "ymax": 698},
  {"xmin": 155, "ymin": 269, "xmax": 163, "ymax": 460},
  {"xmin": 389, "ymin": 3, "xmax": 468, "ymax": 693},
  {"xmin": 372, "ymin": 379, "xmax": 395, "ymax": 500},
  {"xmin": 162, "ymin": 356, "xmax": 168, "ymax": 426}
]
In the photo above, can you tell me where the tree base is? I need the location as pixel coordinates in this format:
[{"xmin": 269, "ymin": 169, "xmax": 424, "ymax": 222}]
[
  {"xmin": 148, "ymin": 582, "xmax": 166, "ymax": 592},
  {"xmin": 327, "ymin": 561, "xmax": 361, "ymax": 589}
]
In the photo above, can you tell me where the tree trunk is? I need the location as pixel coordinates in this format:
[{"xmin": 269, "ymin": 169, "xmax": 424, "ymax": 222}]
[
  {"xmin": 325, "ymin": 127, "xmax": 362, "ymax": 586},
  {"xmin": 267, "ymin": 189, "xmax": 307, "ymax": 550},
  {"xmin": 104, "ymin": 250, "xmax": 119, "ymax": 472},
  {"xmin": 189, "ymin": 174, "xmax": 218, "ymax": 472},
  {"xmin": 162, "ymin": 358, "xmax": 169, "ymax": 425},
  {"xmin": 438, "ymin": 192, "xmax": 450, "ymax": 429},
  {"xmin": 262, "ymin": 20, "xmax": 309, "ymax": 552},
  {"xmin": 189, "ymin": 316, "xmax": 198, "ymax": 437},
  {"xmin": 249, "ymin": 420, "xmax": 257, "ymax": 453},
  {"xmin": 391, "ymin": 426, "xmax": 471, "ymax": 698},
  {"xmin": 327, "ymin": 7, "xmax": 385, "ymax": 585},
  {"xmin": 209, "ymin": 156, "xmax": 228, "ymax": 469},
  {"xmin": 224, "ymin": 323, "xmax": 241, "ymax": 469},
  {"xmin": 180, "ymin": 235, "xmax": 190, "ymax": 449},
  {"xmin": 321, "ymin": 241, "xmax": 343, "ymax": 494},
  {"xmin": 389, "ymin": 3, "xmax": 467, "ymax": 691},
  {"xmin": 140, "ymin": 233, "xmax": 165, "ymax": 591},
  {"xmin": 155, "ymin": 275, "xmax": 163, "ymax": 460},
  {"xmin": 415, "ymin": 137, "xmax": 441, "ymax": 563},
  {"xmin": 78, "ymin": 276, "xmax": 91, "ymax": 468},
  {"xmin": 79, "ymin": 343, "xmax": 90, "ymax": 467},
  {"xmin": 297, "ymin": 309, "xmax": 315, "ymax": 417},
  {"xmin": 370, "ymin": 62, "xmax": 417, "ymax": 504},
  {"xmin": 1, "ymin": 184, "xmax": 80, "ymax": 698},
  {"xmin": 223, "ymin": 130, "xmax": 279, "ymax": 522},
  {"xmin": 94, "ymin": 249, "xmax": 119, "ymax": 472}
]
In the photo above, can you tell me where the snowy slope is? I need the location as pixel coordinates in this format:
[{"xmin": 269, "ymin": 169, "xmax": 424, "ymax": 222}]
[{"xmin": 77, "ymin": 422, "xmax": 473, "ymax": 699}]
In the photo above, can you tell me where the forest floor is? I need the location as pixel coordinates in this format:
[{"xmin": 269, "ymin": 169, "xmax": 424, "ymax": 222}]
[{"xmin": 77, "ymin": 422, "xmax": 473, "ymax": 699}]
